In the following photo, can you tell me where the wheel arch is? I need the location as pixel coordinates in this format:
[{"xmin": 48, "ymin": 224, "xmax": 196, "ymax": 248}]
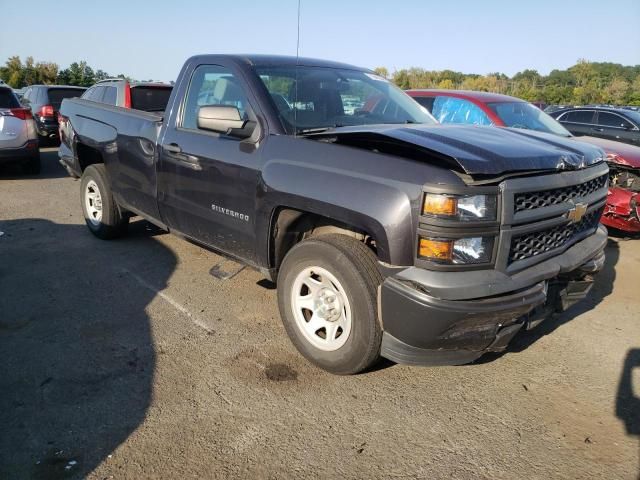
[
  {"xmin": 76, "ymin": 141, "xmax": 105, "ymax": 173},
  {"xmin": 260, "ymin": 160, "xmax": 418, "ymax": 271},
  {"xmin": 267, "ymin": 206, "xmax": 385, "ymax": 273}
]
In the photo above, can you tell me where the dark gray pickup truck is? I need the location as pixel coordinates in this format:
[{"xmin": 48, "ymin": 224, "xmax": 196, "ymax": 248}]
[{"xmin": 59, "ymin": 54, "xmax": 609, "ymax": 374}]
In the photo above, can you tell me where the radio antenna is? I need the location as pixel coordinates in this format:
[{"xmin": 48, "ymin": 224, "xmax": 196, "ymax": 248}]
[
  {"xmin": 296, "ymin": 0, "xmax": 301, "ymax": 60},
  {"xmin": 294, "ymin": 0, "xmax": 301, "ymax": 137}
]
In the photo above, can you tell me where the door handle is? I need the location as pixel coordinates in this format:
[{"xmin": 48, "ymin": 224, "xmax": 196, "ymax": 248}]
[
  {"xmin": 163, "ymin": 143, "xmax": 201, "ymax": 170},
  {"xmin": 591, "ymin": 127, "xmax": 604, "ymax": 132},
  {"xmin": 163, "ymin": 143, "xmax": 182, "ymax": 154}
]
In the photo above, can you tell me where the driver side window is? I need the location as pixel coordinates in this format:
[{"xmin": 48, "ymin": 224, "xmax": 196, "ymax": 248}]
[{"xmin": 182, "ymin": 65, "xmax": 248, "ymax": 131}]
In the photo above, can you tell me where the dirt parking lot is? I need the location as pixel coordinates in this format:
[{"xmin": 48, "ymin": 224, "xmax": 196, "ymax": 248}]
[{"xmin": 1, "ymin": 149, "xmax": 639, "ymax": 479}]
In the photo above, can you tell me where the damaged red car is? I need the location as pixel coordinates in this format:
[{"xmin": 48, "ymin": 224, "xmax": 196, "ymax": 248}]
[
  {"xmin": 407, "ymin": 89, "xmax": 640, "ymax": 233},
  {"xmin": 576, "ymin": 137, "xmax": 640, "ymax": 232}
]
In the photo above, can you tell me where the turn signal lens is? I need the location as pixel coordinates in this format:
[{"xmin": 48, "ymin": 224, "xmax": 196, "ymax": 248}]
[
  {"xmin": 418, "ymin": 238, "xmax": 453, "ymax": 261},
  {"xmin": 423, "ymin": 194, "xmax": 457, "ymax": 216},
  {"xmin": 422, "ymin": 193, "xmax": 497, "ymax": 221},
  {"xmin": 419, "ymin": 236, "xmax": 494, "ymax": 264}
]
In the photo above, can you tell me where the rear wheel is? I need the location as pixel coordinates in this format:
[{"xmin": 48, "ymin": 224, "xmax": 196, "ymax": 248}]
[
  {"xmin": 23, "ymin": 151, "xmax": 41, "ymax": 175},
  {"xmin": 80, "ymin": 164, "xmax": 128, "ymax": 239},
  {"xmin": 277, "ymin": 234, "xmax": 383, "ymax": 375}
]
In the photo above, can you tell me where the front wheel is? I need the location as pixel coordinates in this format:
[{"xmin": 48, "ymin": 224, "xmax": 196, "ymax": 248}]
[
  {"xmin": 277, "ymin": 234, "xmax": 383, "ymax": 375},
  {"xmin": 80, "ymin": 164, "xmax": 128, "ymax": 239}
]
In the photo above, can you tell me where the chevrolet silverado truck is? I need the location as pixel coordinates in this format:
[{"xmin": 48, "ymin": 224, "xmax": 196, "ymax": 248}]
[{"xmin": 59, "ymin": 55, "xmax": 609, "ymax": 374}]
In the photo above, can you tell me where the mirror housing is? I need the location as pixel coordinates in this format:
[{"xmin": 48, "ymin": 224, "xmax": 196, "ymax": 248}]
[{"xmin": 197, "ymin": 105, "xmax": 252, "ymax": 138}]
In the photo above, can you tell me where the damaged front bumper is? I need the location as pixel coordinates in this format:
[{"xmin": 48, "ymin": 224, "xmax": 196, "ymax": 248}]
[
  {"xmin": 378, "ymin": 226, "xmax": 607, "ymax": 366},
  {"xmin": 601, "ymin": 187, "xmax": 640, "ymax": 233}
]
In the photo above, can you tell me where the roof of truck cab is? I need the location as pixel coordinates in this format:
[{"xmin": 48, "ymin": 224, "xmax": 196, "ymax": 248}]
[
  {"xmin": 407, "ymin": 89, "xmax": 522, "ymax": 104},
  {"xmin": 188, "ymin": 54, "xmax": 370, "ymax": 71}
]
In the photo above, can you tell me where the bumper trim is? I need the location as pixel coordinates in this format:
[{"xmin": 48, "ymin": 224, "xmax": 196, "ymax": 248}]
[
  {"xmin": 0, "ymin": 142, "xmax": 39, "ymax": 163},
  {"xmin": 379, "ymin": 230, "xmax": 606, "ymax": 366},
  {"xmin": 381, "ymin": 332, "xmax": 483, "ymax": 366}
]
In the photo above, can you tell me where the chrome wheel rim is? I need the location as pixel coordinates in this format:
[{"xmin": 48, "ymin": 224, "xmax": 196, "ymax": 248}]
[
  {"xmin": 290, "ymin": 266, "xmax": 352, "ymax": 351},
  {"xmin": 85, "ymin": 180, "xmax": 103, "ymax": 225}
]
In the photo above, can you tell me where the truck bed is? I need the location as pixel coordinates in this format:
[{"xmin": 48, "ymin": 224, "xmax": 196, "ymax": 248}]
[{"xmin": 59, "ymin": 98, "xmax": 165, "ymax": 219}]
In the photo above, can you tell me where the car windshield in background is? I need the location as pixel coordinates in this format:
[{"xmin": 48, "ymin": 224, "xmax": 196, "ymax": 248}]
[
  {"xmin": 488, "ymin": 102, "xmax": 572, "ymax": 137},
  {"xmin": 47, "ymin": 88, "xmax": 86, "ymax": 108},
  {"xmin": 622, "ymin": 109, "xmax": 640, "ymax": 125},
  {"xmin": 131, "ymin": 86, "xmax": 173, "ymax": 112},
  {"xmin": 0, "ymin": 88, "xmax": 20, "ymax": 108},
  {"xmin": 255, "ymin": 66, "xmax": 436, "ymax": 133}
]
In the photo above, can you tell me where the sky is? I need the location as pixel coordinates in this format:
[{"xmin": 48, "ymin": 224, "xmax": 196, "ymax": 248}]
[{"xmin": 1, "ymin": 0, "xmax": 639, "ymax": 82}]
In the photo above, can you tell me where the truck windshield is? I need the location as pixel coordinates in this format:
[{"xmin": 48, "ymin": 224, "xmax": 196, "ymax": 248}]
[
  {"xmin": 487, "ymin": 102, "xmax": 572, "ymax": 137},
  {"xmin": 255, "ymin": 66, "xmax": 436, "ymax": 133}
]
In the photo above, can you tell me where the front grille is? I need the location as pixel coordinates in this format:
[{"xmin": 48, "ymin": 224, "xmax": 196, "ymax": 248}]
[
  {"xmin": 514, "ymin": 174, "xmax": 608, "ymax": 213},
  {"xmin": 509, "ymin": 208, "xmax": 603, "ymax": 263}
]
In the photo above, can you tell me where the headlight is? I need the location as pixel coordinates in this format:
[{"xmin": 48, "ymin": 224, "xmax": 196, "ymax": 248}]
[
  {"xmin": 422, "ymin": 193, "xmax": 497, "ymax": 221},
  {"xmin": 419, "ymin": 236, "xmax": 494, "ymax": 264}
]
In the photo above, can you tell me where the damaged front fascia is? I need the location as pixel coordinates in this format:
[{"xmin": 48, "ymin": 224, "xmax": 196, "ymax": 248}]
[{"xmin": 603, "ymin": 159, "xmax": 640, "ymax": 232}]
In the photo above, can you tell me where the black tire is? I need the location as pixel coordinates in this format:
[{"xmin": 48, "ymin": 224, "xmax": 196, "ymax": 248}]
[
  {"xmin": 80, "ymin": 164, "xmax": 128, "ymax": 239},
  {"xmin": 277, "ymin": 234, "xmax": 383, "ymax": 375},
  {"xmin": 23, "ymin": 151, "xmax": 41, "ymax": 175}
]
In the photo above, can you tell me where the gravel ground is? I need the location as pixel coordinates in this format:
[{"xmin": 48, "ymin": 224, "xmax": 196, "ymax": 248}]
[{"xmin": 1, "ymin": 149, "xmax": 638, "ymax": 479}]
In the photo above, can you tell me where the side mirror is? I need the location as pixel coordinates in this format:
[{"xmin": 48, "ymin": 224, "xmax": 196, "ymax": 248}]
[{"xmin": 197, "ymin": 105, "xmax": 253, "ymax": 138}]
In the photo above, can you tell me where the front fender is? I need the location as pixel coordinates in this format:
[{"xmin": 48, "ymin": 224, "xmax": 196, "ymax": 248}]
[
  {"xmin": 261, "ymin": 159, "xmax": 416, "ymax": 264},
  {"xmin": 256, "ymin": 136, "xmax": 466, "ymax": 267}
]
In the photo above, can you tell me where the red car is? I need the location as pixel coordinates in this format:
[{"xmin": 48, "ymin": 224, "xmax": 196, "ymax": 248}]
[{"xmin": 407, "ymin": 89, "xmax": 640, "ymax": 233}]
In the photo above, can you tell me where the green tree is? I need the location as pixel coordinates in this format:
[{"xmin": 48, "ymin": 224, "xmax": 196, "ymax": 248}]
[
  {"xmin": 1, "ymin": 56, "xmax": 25, "ymax": 87},
  {"xmin": 36, "ymin": 61, "xmax": 58, "ymax": 84},
  {"xmin": 373, "ymin": 66, "xmax": 389, "ymax": 79},
  {"xmin": 437, "ymin": 79, "xmax": 455, "ymax": 89},
  {"xmin": 602, "ymin": 77, "xmax": 630, "ymax": 104},
  {"xmin": 95, "ymin": 69, "xmax": 110, "ymax": 81}
]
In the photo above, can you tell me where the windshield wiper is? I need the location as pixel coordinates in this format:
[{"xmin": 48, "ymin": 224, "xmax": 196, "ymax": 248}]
[{"xmin": 296, "ymin": 124, "xmax": 344, "ymax": 135}]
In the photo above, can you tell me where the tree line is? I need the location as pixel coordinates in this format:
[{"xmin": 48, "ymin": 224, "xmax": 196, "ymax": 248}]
[
  {"xmin": 0, "ymin": 56, "xmax": 145, "ymax": 88},
  {"xmin": 2, "ymin": 55, "xmax": 639, "ymax": 106},
  {"xmin": 375, "ymin": 59, "xmax": 640, "ymax": 106}
]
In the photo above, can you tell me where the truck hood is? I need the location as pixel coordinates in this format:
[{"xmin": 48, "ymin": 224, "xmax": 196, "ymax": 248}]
[{"xmin": 308, "ymin": 124, "xmax": 606, "ymax": 176}]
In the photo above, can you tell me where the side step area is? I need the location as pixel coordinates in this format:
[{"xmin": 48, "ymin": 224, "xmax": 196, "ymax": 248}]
[{"xmin": 209, "ymin": 259, "xmax": 246, "ymax": 280}]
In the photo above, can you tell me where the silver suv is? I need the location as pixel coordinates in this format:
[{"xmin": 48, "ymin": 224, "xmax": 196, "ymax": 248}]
[{"xmin": 0, "ymin": 86, "xmax": 40, "ymax": 174}]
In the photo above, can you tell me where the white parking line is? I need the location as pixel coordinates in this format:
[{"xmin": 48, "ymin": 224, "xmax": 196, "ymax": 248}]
[{"xmin": 121, "ymin": 268, "xmax": 213, "ymax": 333}]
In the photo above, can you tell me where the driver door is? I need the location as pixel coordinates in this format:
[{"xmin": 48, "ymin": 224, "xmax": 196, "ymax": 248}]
[{"xmin": 157, "ymin": 64, "xmax": 264, "ymax": 263}]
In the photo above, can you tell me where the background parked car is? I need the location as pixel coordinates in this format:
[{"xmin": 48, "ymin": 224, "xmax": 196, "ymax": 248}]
[
  {"xmin": 81, "ymin": 79, "xmax": 172, "ymax": 112},
  {"xmin": 544, "ymin": 104, "xmax": 571, "ymax": 114},
  {"xmin": 19, "ymin": 85, "xmax": 86, "ymax": 145},
  {"xmin": 0, "ymin": 85, "xmax": 40, "ymax": 174},
  {"xmin": 406, "ymin": 89, "xmax": 640, "ymax": 233},
  {"xmin": 548, "ymin": 106, "xmax": 640, "ymax": 147},
  {"xmin": 12, "ymin": 87, "xmax": 26, "ymax": 99}
]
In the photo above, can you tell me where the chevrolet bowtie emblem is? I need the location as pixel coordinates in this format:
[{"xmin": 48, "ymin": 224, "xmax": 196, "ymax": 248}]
[{"xmin": 566, "ymin": 202, "xmax": 588, "ymax": 223}]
